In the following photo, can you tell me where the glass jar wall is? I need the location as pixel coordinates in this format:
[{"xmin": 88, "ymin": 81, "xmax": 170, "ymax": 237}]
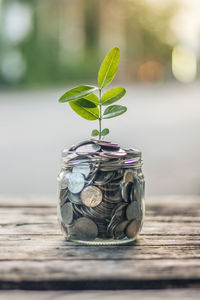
[{"xmin": 57, "ymin": 139, "xmax": 145, "ymax": 245}]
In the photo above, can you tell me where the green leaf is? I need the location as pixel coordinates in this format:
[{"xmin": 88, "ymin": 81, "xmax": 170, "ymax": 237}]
[
  {"xmin": 70, "ymin": 100, "xmax": 99, "ymax": 121},
  {"xmin": 84, "ymin": 93, "xmax": 99, "ymax": 105},
  {"xmin": 91, "ymin": 129, "xmax": 99, "ymax": 137},
  {"xmin": 75, "ymin": 98, "xmax": 97, "ymax": 108},
  {"xmin": 59, "ymin": 85, "xmax": 98, "ymax": 103},
  {"xmin": 98, "ymin": 47, "xmax": 120, "ymax": 89},
  {"xmin": 102, "ymin": 87, "xmax": 126, "ymax": 106},
  {"xmin": 103, "ymin": 105, "xmax": 127, "ymax": 119},
  {"xmin": 101, "ymin": 128, "xmax": 109, "ymax": 136}
]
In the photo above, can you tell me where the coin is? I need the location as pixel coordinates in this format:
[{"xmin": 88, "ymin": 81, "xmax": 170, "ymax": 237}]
[
  {"xmin": 59, "ymin": 188, "xmax": 68, "ymax": 206},
  {"xmin": 68, "ymin": 191, "xmax": 82, "ymax": 205},
  {"xmin": 104, "ymin": 189, "xmax": 122, "ymax": 203},
  {"xmin": 95, "ymin": 220, "xmax": 109, "ymax": 238},
  {"xmin": 130, "ymin": 177, "xmax": 140, "ymax": 202},
  {"xmin": 126, "ymin": 148, "xmax": 141, "ymax": 157},
  {"xmin": 123, "ymin": 169, "xmax": 135, "ymax": 183},
  {"xmin": 81, "ymin": 185, "xmax": 102, "ymax": 207},
  {"xmin": 125, "ymin": 219, "xmax": 141, "ymax": 238},
  {"xmin": 72, "ymin": 163, "xmax": 90, "ymax": 178},
  {"xmin": 57, "ymin": 170, "xmax": 70, "ymax": 189},
  {"xmin": 121, "ymin": 182, "xmax": 133, "ymax": 202},
  {"xmin": 113, "ymin": 220, "xmax": 129, "ymax": 239},
  {"xmin": 94, "ymin": 171, "xmax": 114, "ymax": 185},
  {"xmin": 101, "ymin": 149, "xmax": 127, "ymax": 158},
  {"xmin": 62, "ymin": 152, "xmax": 78, "ymax": 161},
  {"xmin": 68, "ymin": 172, "xmax": 85, "ymax": 193},
  {"xmin": 100, "ymin": 143, "xmax": 120, "ymax": 151},
  {"xmin": 61, "ymin": 202, "xmax": 74, "ymax": 225},
  {"xmin": 76, "ymin": 143, "xmax": 101, "ymax": 155},
  {"xmin": 112, "ymin": 203, "xmax": 127, "ymax": 220},
  {"xmin": 73, "ymin": 139, "xmax": 94, "ymax": 150},
  {"xmin": 126, "ymin": 201, "xmax": 139, "ymax": 220},
  {"xmin": 68, "ymin": 217, "xmax": 98, "ymax": 240}
]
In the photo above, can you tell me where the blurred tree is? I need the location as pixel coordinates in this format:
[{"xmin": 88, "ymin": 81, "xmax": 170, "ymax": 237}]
[{"xmin": 0, "ymin": 0, "xmax": 179, "ymax": 87}]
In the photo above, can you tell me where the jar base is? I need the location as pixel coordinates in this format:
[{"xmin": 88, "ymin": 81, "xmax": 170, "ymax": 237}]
[{"xmin": 65, "ymin": 236, "xmax": 138, "ymax": 246}]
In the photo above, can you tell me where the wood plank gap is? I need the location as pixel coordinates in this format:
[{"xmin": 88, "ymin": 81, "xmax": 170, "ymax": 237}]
[{"xmin": 0, "ymin": 279, "xmax": 200, "ymax": 290}]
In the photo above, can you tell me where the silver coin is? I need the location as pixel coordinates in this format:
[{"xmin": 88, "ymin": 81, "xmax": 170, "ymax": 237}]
[
  {"xmin": 112, "ymin": 203, "xmax": 127, "ymax": 220},
  {"xmin": 57, "ymin": 170, "xmax": 70, "ymax": 189},
  {"xmin": 61, "ymin": 202, "xmax": 74, "ymax": 225},
  {"xmin": 94, "ymin": 171, "xmax": 114, "ymax": 185},
  {"xmin": 59, "ymin": 188, "xmax": 68, "ymax": 206},
  {"xmin": 126, "ymin": 201, "xmax": 139, "ymax": 220},
  {"xmin": 68, "ymin": 191, "xmax": 82, "ymax": 205},
  {"xmin": 68, "ymin": 217, "xmax": 98, "ymax": 240},
  {"xmin": 95, "ymin": 220, "xmax": 109, "ymax": 238},
  {"xmin": 100, "ymin": 183, "xmax": 119, "ymax": 192},
  {"xmin": 123, "ymin": 169, "xmax": 135, "ymax": 183},
  {"xmin": 73, "ymin": 140, "xmax": 94, "ymax": 150},
  {"xmin": 100, "ymin": 144, "xmax": 120, "ymax": 151},
  {"xmin": 112, "ymin": 169, "xmax": 124, "ymax": 181},
  {"xmin": 130, "ymin": 178, "xmax": 140, "ymax": 202},
  {"xmin": 68, "ymin": 173, "xmax": 85, "ymax": 193},
  {"xmin": 72, "ymin": 163, "xmax": 90, "ymax": 178},
  {"xmin": 101, "ymin": 149, "xmax": 127, "ymax": 158},
  {"xmin": 126, "ymin": 148, "xmax": 141, "ymax": 157},
  {"xmin": 81, "ymin": 185, "xmax": 102, "ymax": 207},
  {"xmin": 107, "ymin": 218, "xmax": 119, "ymax": 237},
  {"xmin": 76, "ymin": 143, "xmax": 101, "ymax": 155},
  {"xmin": 104, "ymin": 189, "xmax": 122, "ymax": 203},
  {"xmin": 125, "ymin": 219, "xmax": 141, "ymax": 238},
  {"xmin": 121, "ymin": 182, "xmax": 133, "ymax": 202},
  {"xmin": 114, "ymin": 220, "xmax": 129, "ymax": 239},
  {"xmin": 62, "ymin": 151, "xmax": 79, "ymax": 161},
  {"xmin": 93, "ymin": 139, "xmax": 120, "ymax": 148}
]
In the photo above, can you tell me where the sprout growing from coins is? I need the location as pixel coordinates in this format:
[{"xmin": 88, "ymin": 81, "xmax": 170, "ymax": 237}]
[{"xmin": 58, "ymin": 47, "xmax": 127, "ymax": 140}]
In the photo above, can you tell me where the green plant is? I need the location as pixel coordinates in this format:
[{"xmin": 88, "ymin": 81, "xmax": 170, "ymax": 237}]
[{"xmin": 58, "ymin": 47, "xmax": 127, "ymax": 140}]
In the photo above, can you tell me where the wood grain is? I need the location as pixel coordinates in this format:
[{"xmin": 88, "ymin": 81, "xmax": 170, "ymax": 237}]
[
  {"xmin": 0, "ymin": 195, "xmax": 199, "ymax": 290},
  {"xmin": 0, "ymin": 289, "xmax": 200, "ymax": 300}
]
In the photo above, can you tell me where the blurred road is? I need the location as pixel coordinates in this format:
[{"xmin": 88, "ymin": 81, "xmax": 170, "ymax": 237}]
[{"xmin": 0, "ymin": 83, "xmax": 199, "ymax": 196}]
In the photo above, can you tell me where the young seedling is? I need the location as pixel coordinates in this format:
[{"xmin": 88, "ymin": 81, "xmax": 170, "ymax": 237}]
[{"xmin": 58, "ymin": 47, "xmax": 127, "ymax": 140}]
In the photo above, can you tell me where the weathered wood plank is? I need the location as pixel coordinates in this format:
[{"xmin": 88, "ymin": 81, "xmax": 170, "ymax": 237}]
[
  {"xmin": 0, "ymin": 219, "xmax": 199, "ymax": 235},
  {"xmin": 0, "ymin": 236, "xmax": 199, "ymax": 260},
  {"xmin": 1, "ymin": 234, "xmax": 200, "ymax": 245},
  {"xmin": 1, "ymin": 207, "xmax": 200, "ymax": 225},
  {"xmin": 0, "ymin": 259, "xmax": 200, "ymax": 289},
  {"xmin": 0, "ymin": 195, "xmax": 199, "ymax": 290},
  {"xmin": 0, "ymin": 244, "xmax": 199, "ymax": 260},
  {"xmin": 0, "ymin": 289, "xmax": 200, "ymax": 300}
]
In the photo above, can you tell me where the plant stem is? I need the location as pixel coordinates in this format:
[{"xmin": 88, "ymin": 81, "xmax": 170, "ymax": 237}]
[{"xmin": 99, "ymin": 88, "xmax": 102, "ymax": 140}]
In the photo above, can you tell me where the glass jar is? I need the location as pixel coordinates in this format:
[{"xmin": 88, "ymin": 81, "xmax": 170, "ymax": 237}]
[{"xmin": 57, "ymin": 140, "xmax": 145, "ymax": 245}]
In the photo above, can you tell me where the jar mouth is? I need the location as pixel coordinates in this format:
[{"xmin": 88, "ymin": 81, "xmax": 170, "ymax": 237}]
[{"xmin": 61, "ymin": 148, "xmax": 142, "ymax": 170}]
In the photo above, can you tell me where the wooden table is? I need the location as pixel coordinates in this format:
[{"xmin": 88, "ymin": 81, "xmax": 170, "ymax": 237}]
[{"xmin": 0, "ymin": 195, "xmax": 200, "ymax": 299}]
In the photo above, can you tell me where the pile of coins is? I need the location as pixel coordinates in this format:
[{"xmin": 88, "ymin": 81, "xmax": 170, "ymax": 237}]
[{"xmin": 57, "ymin": 139, "xmax": 144, "ymax": 242}]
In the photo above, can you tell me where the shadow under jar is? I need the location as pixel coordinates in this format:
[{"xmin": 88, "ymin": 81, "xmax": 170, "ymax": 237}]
[{"xmin": 57, "ymin": 139, "xmax": 145, "ymax": 245}]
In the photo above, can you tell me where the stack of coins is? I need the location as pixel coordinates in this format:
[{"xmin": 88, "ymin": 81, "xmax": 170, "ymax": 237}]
[{"xmin": 57, "ymin": 139, "xmax": 145, "ymax": 242}]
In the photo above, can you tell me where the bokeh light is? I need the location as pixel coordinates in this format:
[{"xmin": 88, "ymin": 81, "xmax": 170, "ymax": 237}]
[
  {"xmin": 172, "ymin": 45, "xmax": 197, "ymax": 83},
  {"xmin": 1, "ymin": 49, "xmax": 26, "ymax": 83},
  {"xmin": 137, "ymin": 60, "xmax": 164, "ymax": 82},
  {"xmin": 2, "ymin": 1, "xmax": 32, "ymax": 44}
]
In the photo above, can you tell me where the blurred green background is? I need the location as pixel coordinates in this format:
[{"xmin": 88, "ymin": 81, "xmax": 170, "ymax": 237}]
[{"xmin": 0, "ymin": 0, "xmax": 199, "ymax": 88}]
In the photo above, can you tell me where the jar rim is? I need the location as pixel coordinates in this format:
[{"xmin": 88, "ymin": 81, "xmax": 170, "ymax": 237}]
[{"xmin": 61, "ymin": 147, "xmax": 142, "ymax": 170}]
